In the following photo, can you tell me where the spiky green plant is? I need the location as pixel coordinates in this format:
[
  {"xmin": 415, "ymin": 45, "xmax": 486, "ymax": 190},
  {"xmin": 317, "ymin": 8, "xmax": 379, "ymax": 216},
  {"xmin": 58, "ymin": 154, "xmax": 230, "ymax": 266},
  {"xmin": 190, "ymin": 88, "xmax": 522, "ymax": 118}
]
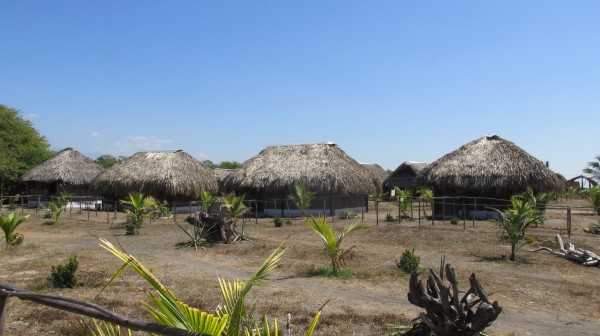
[
  {"xmin": 305, "ymin": 215, "xmax": 368, "ymax": 276},
  {"xmin": 224, "ymin": 192, "xmax": 250, "ymax": 241},
  {"xmin": 120, "ymin": 192, "xmax": 158, "ymax": 235},
  {"xmin": 0, "ymin": 209, "xmax": 30, "ymax": 249},
  {"xmin": 581, "ymin": 187, "xmax": 600, "ymax": 215},
  {"xmin": 490, "ymin": 197, "xmax": 539, "ymax": 261},
  {"xmin": 289, "ymin": 181, "xmax": 316, "ymax": 219},
  {"xmin": 99, "ymin": 238, "xmax": 321, "ymax": 336}
]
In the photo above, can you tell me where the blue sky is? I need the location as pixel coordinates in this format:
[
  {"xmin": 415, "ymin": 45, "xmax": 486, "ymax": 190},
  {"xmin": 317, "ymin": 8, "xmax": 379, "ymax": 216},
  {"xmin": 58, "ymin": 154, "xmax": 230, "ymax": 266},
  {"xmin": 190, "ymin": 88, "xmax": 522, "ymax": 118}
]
[{"xmin": 1, "ymin": 1, "xmax": 598, "ymax": 179}]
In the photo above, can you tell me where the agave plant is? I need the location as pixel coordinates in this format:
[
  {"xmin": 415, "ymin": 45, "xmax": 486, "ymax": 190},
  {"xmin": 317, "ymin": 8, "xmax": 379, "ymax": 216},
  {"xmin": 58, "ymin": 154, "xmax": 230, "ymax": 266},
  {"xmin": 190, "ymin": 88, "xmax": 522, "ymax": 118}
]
[
  {"xmin": 0, "ymin": 209, "xmax": 30, "ymax": 249},
  {"xmin": 289, "ymin": 181, "xmax": 316, "ymax": 219},
  {"xmin": 306, "ymin": 215, "xmax": 368, "ymax": 275},
  {"xmin": 98, "ymin": 238, "xmax": 321, "ymax": 335}
]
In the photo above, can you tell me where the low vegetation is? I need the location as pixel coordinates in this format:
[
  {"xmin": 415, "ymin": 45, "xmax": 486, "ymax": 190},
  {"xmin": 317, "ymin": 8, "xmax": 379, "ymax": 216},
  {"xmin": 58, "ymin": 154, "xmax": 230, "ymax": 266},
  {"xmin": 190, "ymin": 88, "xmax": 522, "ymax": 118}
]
[
  {"xmin": 397, "ymin": 248, "xmax": 420, "ymax": 274},
  {"xmin": 49, "ymin": 255, "xmax": 79, "ymax": 288},
  {"xmin": 120, "ymin": 192, "xmax": 157, "ymax": 235},
  {"xmin": 0, "ymin": 209, "xmax": 29, "ymax": 248}
]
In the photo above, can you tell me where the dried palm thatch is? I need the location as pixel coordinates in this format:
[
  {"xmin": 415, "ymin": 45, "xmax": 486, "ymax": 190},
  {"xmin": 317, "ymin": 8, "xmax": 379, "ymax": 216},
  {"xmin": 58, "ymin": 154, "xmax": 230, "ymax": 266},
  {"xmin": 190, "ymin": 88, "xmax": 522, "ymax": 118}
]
[
  {"xmin": 22, "ymin": 147, "xmax": 103, "ymax": 185},
  {"xmin": 221, "ymin": 142, "xmax": 380, "ymax": 196},
  {"xmin": 415, "ymin": 135, "xmax": 562, "ymax": 197},
  {"xmin": 383, "ymin": 161, "xmax": 427, "ymax": 190},
  {"xmin": 361, "ymin": 163, "xmax": 389, "ymax": 186},
  {"xmin": 91, "ymin": 150, "xmax": 218, "ymax": 200}
]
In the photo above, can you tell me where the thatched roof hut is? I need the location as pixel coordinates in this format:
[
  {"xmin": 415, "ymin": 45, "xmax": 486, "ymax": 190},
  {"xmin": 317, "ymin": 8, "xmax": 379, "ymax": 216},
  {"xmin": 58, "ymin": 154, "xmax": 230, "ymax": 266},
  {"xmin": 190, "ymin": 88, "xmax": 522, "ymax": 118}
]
[
  {"xmin": 92, "ymin": 150, "xmax": 219, "ymax": 201},
  {"xmin": 221, "ymin": 142, "xmax": 380, "ymax": 215},
  {"xmin": 383, "ymin": 161, "xmax": 427, "ymax": 192},
  {"xmin": 361, "ymin": 163, "xmax": 389, "ymax": 187},
  {"xmin": 415, "ymin": 135, "xmax": 563, "ymax": 198},
  {"xmin": 22, "ymin": 147, "xmax": 103, "ymax": 196}
]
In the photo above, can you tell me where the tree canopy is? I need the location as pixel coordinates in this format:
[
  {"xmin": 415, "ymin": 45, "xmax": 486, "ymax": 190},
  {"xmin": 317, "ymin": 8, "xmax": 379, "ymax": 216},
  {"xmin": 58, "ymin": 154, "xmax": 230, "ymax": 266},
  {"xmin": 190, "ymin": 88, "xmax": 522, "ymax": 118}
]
[
  {"xmin": 0, "ymin": 105, "xmax": 52, "ymax": 193},
  {"xmin": 95, "ymin": 154, "xmax": 125, "ymax": 169},
  {"xmin": 202, "ymin": 160, "xmax": 241, "ymax": 169}
]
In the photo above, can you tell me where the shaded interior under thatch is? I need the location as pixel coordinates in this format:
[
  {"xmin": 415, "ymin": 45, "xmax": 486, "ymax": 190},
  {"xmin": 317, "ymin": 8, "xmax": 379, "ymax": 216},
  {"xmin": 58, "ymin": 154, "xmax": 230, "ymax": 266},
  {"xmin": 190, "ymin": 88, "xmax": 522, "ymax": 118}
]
[
  {"xmin": 361, "ymin": 163, "xmax": 389, "ymax": 187},
  {"xmin": 91, "ymin": 150, "xmax": 219, "ymax": 202},
  {"xmin": 21, "ymin": 147, "xmax": 103, "ymax": 196},
  {"xmin": 383, "ymin": 161, "xmax": 427, "ymax": 192},
  {"xmin": 221, "ymin": 143, "xmax": 380, "ymax": 213}
]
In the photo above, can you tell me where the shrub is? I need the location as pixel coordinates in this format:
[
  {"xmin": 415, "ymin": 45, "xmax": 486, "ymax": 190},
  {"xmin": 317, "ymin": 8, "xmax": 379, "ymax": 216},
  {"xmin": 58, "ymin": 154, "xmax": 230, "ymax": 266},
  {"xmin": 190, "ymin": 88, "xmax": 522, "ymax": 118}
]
[
  {"xmin": 273, "ymin": 216, "xmax": 283, "ymax": 227},
  {"xmin": 397, "ymin": 248, "xmax": 420, "ymax": 274},
  {"xmin": 0, "ymin": 209, "xmax": 30, "ymax": 249},
  {"xmin": 338, "ymin": 209, "xmax": 358, "ymax": 220},
  {"xmin": 450, "ymin": 216, "xmax": 460, "ymax": 225},
  {"xmin": 49, "ymin": 256, "xmax": 79, "ymax": 288},
  {"xmin": 385, "ymin": 213, "xmax": 394, "ymax": 222}
]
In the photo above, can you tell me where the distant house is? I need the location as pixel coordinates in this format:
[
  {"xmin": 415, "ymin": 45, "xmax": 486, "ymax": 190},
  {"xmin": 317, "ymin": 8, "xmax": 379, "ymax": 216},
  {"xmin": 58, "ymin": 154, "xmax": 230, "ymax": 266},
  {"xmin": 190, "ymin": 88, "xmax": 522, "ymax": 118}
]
[
  {"xmin": 92, "ymin": 150, "xmax": 219, "ymax": 203},
  {"xmin": 566, "ymin": 175, "xmax": 597, "ymax": 189},
  {"xmin": 22, "ymin": 147, "xmax": 103, "ymax": 197},
  {"xmin": 221, "ymin": 142, "xmax": 380, "ymax": 216},
  {"xmin": 414, "ymin": 135, "xmax": 563, "ymax": 218},
  {"xmin": 361, "ymin": 163, "xmax": 389, "ymax": 187},
  {"xmin": 382, "ymin": 161, "xmax": 427, "ymax": 193}
]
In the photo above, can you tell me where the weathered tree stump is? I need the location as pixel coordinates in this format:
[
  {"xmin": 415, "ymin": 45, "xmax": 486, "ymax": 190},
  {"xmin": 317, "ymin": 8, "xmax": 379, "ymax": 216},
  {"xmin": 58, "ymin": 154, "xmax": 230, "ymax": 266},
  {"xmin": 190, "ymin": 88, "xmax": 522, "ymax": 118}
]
[
  {"xmin": 529, "ymin": 234, "xmax": 600, "ymax": 267},
  {"xmin": 185, "ymin": 211, "xmax": 227, "ymax": 243},
  {"xmin": 405, "ymin": 264, "xmax": 502, "ymax": 336}
]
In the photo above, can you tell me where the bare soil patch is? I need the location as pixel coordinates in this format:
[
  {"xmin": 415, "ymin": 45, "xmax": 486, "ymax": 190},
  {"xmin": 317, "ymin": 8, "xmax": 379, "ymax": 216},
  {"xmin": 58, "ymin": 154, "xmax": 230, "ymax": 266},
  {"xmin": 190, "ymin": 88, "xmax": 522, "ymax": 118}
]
[{"xmin": 1, "ymin": 199, "xmax": 599, "ymax": 335}]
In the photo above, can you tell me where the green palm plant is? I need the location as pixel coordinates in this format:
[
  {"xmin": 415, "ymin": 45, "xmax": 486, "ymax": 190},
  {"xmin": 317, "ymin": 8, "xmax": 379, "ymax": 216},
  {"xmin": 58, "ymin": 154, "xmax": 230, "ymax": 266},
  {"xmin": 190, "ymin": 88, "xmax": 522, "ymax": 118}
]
[
  {"xmin": 418, "ymin": 188, "xmax": 434, "ymax": 218},
  {"xmin": 583, "ymin": 155, "xmax": 600, "ymax": 182},
  {"xmin": 99, "ymin": 238, "xmax": 321, "ymax": 336},
  {"xmin": 0, "ymin": 209, "xmax": 30, "ymax": 249},
  {"xmin": 368, "ymin": 191, "xmax": 385, "ymax": 225},
  {"xmin": 200, "ymin": 190, "xmax": 216, "ymax": 212},
  {"xmin": 120, "ymin": 192, "xmax": 158, "ymax": 235},
  {"xmin": 223, "ymin": 192, "xmax": 250, "ymax": 241},
  {"xmin": 490, "ymin": 197, "xmax": 538, "ymax": 261},
  {"xmin": 581, "ymin": 187, "xmax": 600, "ymax": 215},
  {"xmin": 305, "ymin": 216, "xmax": 368, "ymax": 276},
  {"xmin": 394, "ymin": 187, "xmax": 413, "ymax": 219},
  {"xmin": 289, "ymin": 181, "xmax": 316, "ymax": 219}
]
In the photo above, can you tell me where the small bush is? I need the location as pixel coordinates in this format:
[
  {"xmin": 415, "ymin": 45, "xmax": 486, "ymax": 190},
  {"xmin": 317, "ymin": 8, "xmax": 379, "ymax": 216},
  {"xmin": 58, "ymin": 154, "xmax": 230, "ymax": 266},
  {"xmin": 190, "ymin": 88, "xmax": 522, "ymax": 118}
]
[
  {"xmin": 284, "ymin": 218, "xmax": 293, "ymax": 225},
  {"xmin": 338, "ymin": 209, "xmax": 358, "ymax": 220},
  {"xmin": 49, "ymin": 256, "xmax": 79, "ymax": 288},
  {"xmin": 273, "ymin": 216, "xmax": 283, "ymax": 227},
  {"xmin": 385, "ymin": 213, "xmax": 394, "ymax": 222},
  {"xmin": 397, "ymin": 248, "xmax": 420, "ymax": 274},
  {"xmin": 450, "ymin": 216, "xmax": 460, "ymax": 225}
]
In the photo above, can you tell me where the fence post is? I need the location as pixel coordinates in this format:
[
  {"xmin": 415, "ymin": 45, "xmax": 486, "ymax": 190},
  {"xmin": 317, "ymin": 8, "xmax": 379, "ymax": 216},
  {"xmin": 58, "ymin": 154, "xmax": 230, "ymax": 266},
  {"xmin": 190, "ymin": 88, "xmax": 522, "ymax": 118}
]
[
  {"xmin": 0, "ymin": 292, "xmax": 8, "ymax": 336},
  {"xmin": 173, "ymin": 203, "xmax": 177, "ymax": 223},
  {"xmin": 398, "ymin": 198, "xmax": 401, "ymax": 224},
  {"xmin": 462, "ymin": 198, "xmax": 466, "ymax": 230},
  {"xmin": 567, "ymin": 207, "xmax": 572, "ymax": 238},
  {"xmin": 431, "ymin": 198, "xmax": 435, "ymax": 226},
  {"xmin": 418, "ymin": 200, "xmax": 421, "ymax": 227},
  {"xmin": 473, "ymin": 198, "xmax": 476, "ymax": 227},
  {"xmin": 361, "ymin": 196, "xmax": 364, "ymax": 222},
  {"xmin": 442, "ymin": 198, "xmax": 445, "ymax": 223},
  {"xmin": 331, "ymin": 197, "xmax": 335, "ymax": 222}
]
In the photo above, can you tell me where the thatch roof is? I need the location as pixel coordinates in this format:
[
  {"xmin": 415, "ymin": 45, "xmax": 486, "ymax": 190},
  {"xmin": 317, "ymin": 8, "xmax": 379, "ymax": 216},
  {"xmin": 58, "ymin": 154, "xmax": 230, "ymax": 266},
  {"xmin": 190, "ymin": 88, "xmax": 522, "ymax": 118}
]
[
  {"xmin": 213, "ymin": 168, "xmax": 234, "ymax": 181},
  {"xmin": 383, "ymin": 161, "xmax": 427, "ymax": 190},
  {"xmin": 414, "ymin": 135, "xmax": 562, "ymax": 196},
  {"xmin": 221, "ymin": 142, "xmax": 380, "ymax": 195},
  {"xmin": 21, "ymin": 147, "xmax": 103, "ymax": 185},
  {"xmin": 91, "ymin": 150, "xmax": 219, "ymax": 200},
  {"xmin": 361, "ymin": 163, "xmax": 389, "ymax": 185}
]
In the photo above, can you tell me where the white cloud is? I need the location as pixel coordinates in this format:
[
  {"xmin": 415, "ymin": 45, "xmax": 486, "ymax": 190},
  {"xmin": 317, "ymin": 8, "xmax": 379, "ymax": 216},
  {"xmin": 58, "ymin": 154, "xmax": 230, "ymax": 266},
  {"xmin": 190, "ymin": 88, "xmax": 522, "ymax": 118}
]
[
  {"xmin": 113, "ymin": 136, "xmax": 174, "ymax": 154},
  {"xmin": 90, "ymin": 131, "xmax": 101, "ymax": 137},
  {"xmin": 24, "ymin": 113, "xmax": 38, "ymax": 121}
]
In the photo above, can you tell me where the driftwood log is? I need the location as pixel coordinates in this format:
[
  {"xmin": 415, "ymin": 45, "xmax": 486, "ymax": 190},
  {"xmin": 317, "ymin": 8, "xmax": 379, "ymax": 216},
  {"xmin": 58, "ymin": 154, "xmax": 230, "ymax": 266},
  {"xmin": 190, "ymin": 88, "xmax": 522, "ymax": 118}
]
[
  {"xmin": 529, "ymin": 234, "xmax": 600, "ymax": 267},
  {"xmin": 406, "ymin": 264, "xmax": 502, "ymax": 336},
  {"xmin": 185, "ymin": 211, "xmax": 235, "ymax": 243}
]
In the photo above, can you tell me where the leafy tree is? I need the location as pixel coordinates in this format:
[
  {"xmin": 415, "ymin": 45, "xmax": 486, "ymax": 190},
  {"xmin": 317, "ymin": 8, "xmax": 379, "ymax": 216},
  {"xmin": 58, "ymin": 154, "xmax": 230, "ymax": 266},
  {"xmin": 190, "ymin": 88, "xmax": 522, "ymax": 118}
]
[
  {"xmin": 202, "ymin": 160, "xmax": 216, "ymax": 169},
  {"xmin": 583, "ymin": 155, "xmax": 600, "ymax": 183},
  {"xmin": 0, "ymin": 105, "xmax": 52, "ymax": 194},
  {"xmin": 490, "ymin": 197, "xmax": 538, "ymax": 261},
  {"xmin": 216, "ymin": 161, "xmax": 241, "ymax": 169},
  {"xmin": 120, "ymin": 192, "xmax": 158, "ymax": 235},
  {"xmin": 305, "ymin": 216, "xmax": 368, "ymax": 276},
  {"xmin": 94, "ymin": 155, "xmax": 124, "ymax": 169},
  {"xmin": 581, "ymin": 187, "xmax": 600, "ymax": 215},
  {"xmin": 0, "ymin": 209, "xmax": 30, "ymax": 249},
  {"xmin": 289, "ymin": 181, "xmax": 316, "ymax": 219}
]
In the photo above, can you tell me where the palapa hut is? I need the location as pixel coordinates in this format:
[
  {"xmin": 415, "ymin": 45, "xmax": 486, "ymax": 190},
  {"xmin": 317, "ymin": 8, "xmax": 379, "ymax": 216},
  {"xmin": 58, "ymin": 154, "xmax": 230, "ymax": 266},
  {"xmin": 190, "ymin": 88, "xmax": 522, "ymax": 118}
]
[
  {"xmin": 414, "ymin": 134, "xmax": 563, "ymax": 219},
  {"xmin": 22, "ymin": 147, "xmax": 103, "ymax": 199},
  {"xmin": 361, "ymin": 163, "xmax": 389, "ymax": 187},
  {"xmin": 92, "ymin": 150, "xmax": 219, "ymax": 203},
  {"xmin": 383, "ymin": 161, "xmax": 427, "ymax": 193},
  {"xmin": 221, "ymin": 142, "xmax": 380, "ymax": 216}
]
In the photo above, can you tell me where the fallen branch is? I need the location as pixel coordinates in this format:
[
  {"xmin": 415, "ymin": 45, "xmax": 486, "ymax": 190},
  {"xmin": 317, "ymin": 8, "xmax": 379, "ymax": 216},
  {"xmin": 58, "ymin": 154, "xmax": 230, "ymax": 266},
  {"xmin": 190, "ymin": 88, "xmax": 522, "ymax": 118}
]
[{"xmin": 529, "ymin": 234, "xmax": 600, "ymax": 267}]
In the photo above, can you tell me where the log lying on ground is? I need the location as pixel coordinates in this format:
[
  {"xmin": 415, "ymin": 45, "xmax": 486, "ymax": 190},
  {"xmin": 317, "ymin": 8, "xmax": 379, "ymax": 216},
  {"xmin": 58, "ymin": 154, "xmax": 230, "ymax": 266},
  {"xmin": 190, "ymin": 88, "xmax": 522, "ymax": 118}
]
[
  {"xmin": 529, "ymin": 234, "xmax": 600, "ymax": 267},
  {"xmin": 405, "ymin": 264, "xmax": 502, "ymax": 336}
]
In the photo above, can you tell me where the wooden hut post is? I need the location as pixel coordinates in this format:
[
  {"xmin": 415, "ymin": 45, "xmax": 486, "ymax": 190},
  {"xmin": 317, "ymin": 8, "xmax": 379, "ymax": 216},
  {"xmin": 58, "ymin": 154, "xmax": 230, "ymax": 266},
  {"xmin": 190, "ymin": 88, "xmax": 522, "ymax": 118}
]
[{"xmin": 173, "ymin": 203, "xmax": 177, "ymax": 223}]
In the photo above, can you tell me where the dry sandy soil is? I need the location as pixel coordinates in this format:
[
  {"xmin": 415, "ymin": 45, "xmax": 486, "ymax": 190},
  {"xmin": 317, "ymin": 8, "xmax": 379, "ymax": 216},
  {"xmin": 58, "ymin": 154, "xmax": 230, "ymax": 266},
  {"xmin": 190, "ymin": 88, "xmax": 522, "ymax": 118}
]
[{"xmin": 1, "ymin": 198, "xmax": 599, "ymax": 335}]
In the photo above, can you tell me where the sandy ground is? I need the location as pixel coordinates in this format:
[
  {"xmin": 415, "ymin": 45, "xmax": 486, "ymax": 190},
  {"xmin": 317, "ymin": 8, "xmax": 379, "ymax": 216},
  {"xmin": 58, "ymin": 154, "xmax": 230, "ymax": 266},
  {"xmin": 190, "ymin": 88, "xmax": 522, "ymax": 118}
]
[{"xmin": 0, "ymin": 198, "xmax": 599, "ymax": 335}]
